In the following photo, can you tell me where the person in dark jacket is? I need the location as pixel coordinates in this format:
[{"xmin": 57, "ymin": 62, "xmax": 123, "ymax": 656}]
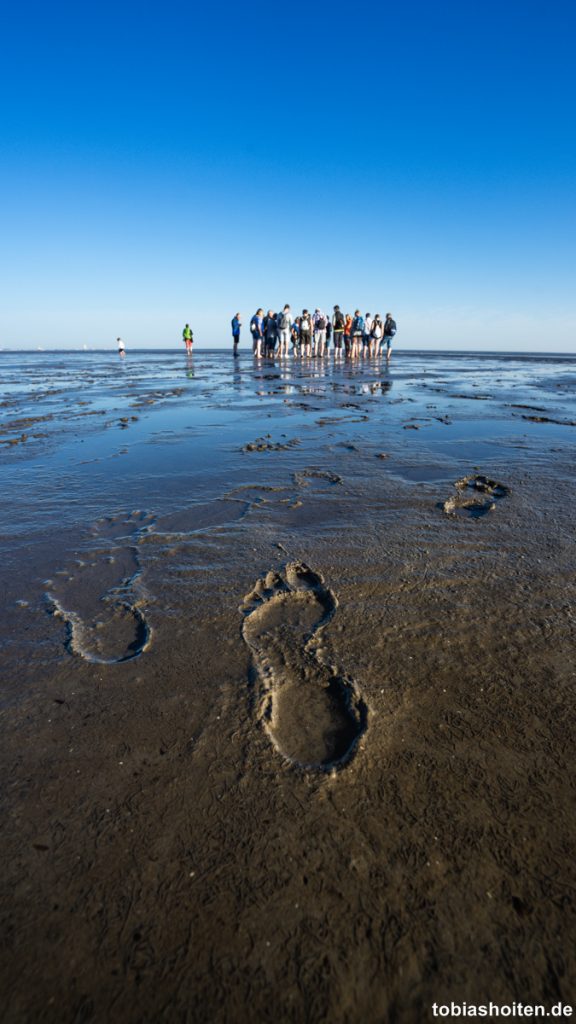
[
  {"xmin": 231, "ymin": 313, "xmax": 241, "ymax": 354},
  {"xmin": 384, "ymin": 313, "xmax": 397, "ymax": 362},
  {"xmin": 263, "ymin": 310, "xmax": 278, "ymax": 357},
  {"xmin": 250, "ymin": 309, "xmax": 264, "ymax": 357}
]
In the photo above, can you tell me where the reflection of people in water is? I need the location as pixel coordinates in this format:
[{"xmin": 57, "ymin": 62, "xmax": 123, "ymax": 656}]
[
  {"xmin": 182, "ymin": 323, "xmax": 193, "ymax": 354},
  {"xmin": 117, "ymin": 337, "xmax": 125, "ymax": 357}
]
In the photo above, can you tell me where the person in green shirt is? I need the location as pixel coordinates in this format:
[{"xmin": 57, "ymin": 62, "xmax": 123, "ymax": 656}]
[{"xmin": 182, "ymin": 323, "xmax": 193, "ymax": 353}]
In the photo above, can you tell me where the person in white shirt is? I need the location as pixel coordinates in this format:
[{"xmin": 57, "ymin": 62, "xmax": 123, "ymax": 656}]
[
  {"xmin": 117, "ymin": 337, "xmax": 125, "ymax": 357},
  {"xmin": 363, "ymin": 314, "xmax": 372, "ymax": 357}
]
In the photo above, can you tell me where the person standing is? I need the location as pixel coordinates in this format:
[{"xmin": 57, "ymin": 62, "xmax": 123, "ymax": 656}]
[
  {"xmin": 291, "ymin": 319, "xmax": 300, "ymax": 356},
  {"xmin": 263, "ymin": 310, "xmax": 278, "ymax": 357},
  {"xmin": 231, "ymin": 313, "xmax": 241, "ymax": 354},
  {"xmin": 299, "ymin": 310, "xmax": 312, "ymax": 356},
  {"xmin": 332, "ymin": 306, "xmax": 345, "ymax": 360},
  {"xmin": 277, "ymin": 305, "xmax": 292, "ymax": 358},
  {"xmin": 363, "ymin": 313, "xmax": 372, "ymax": 357},
  {"xmin": 351, "ymin": 311, "xmax": 364, "ymax": 359},
  {"xmin": 370, "ymin": 314, "xmax": 384, "ymax": 357},
  {"xmin": 117, "ymin": 337, "xmax": 125, "ymax": 357},
  {"xmin": 250, "ymin": 309, "xmax": 264, "ymax": 357},
  {"xmin": 182, "ymin": 323, "xmax": 193, "ymax": 354},
  {"xmin": 313, "ymin": 309, "xmax": 327, "ymax": 357},
  {"xmin": 325, "ymin": 317, "xmax": 332, "ymax": 355},
  {"xmin": 384, "ymin": 313, "xmax": 397, "ymax": 362},
  {"xmin": 344, "ymin": 313, "xmax": 352, "ymax": 357}
]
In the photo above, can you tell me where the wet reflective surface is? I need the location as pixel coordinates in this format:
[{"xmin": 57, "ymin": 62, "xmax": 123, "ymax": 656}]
[{"xmin": 1, "ymin": 348, "xmax": 575, "ymax": 537}]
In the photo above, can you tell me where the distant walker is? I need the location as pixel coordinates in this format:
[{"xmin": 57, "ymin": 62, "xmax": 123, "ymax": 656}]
[{"xmin": 182, "ymin": 323, "xmax": 193, "ymax": 354}]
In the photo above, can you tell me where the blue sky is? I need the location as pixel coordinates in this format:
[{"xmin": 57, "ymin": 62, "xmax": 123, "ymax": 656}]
[{"xmin": 1, "ymin": 0, "xmax": 574, "ymax": 350}]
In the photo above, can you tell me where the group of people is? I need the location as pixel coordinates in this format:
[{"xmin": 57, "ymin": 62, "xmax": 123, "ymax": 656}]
[
  {"xmin": 179, "ymin": 310, "xmax": 397, "ymax": 360},
  {"xmin": 233, "ymin": 307, "xmax": 397, "ymax": 361}
]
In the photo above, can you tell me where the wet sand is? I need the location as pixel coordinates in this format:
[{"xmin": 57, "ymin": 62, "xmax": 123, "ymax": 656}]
[{"xmin": 1, "ymin": 349, "xmax": 576, "ymax": 1022}]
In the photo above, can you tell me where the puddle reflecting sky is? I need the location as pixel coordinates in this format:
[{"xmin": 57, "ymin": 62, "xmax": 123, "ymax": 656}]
[{"xmin": 1, "ymin": 349, "xmax": 575, "ymax": 537}]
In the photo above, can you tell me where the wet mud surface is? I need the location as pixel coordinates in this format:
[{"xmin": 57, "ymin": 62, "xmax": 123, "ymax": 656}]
[{"xmin": 1, "ymin": 349, "xmax": 576, "ymax": 1022}]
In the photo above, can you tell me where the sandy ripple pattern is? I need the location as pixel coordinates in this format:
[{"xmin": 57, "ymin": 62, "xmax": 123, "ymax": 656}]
[{"xmin": 240, "ymin": 561, "xmax": 367, "ymax": 771}]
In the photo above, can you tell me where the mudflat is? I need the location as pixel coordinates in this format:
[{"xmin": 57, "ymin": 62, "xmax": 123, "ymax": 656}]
[{"xmin": 1, "ymin": 349, "xmax": 576, "ymax": 1023}]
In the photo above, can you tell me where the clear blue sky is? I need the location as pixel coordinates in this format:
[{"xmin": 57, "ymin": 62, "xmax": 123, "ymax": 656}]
[{"xmin": 1, "ymin": 0, "xmax": 574, "ymax": 350}]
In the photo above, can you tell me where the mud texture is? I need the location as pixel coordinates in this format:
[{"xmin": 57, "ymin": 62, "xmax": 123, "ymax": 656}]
[{"xmin": 1, "ymin": 350, "xmax": 576, "ymax": 1024}]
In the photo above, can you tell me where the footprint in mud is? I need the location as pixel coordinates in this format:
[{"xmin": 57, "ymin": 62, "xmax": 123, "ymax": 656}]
[
  {"xmin": 442, "ymin": 474, "xmax": 510, "ymax": 519},
  {"xmin": 240, "ymin": 562, "xmax": 367, "ymax": 771},
  {"xmin": 47, "ymin": 513, "xmax": 152, "ymax": 664},
  {"xmin": 293, "ymin": 468, "xmax": 343, "ymax": 489},
  {"xmin": 242, "ymin": 436, "xmax": 301, "ymax": 453}
]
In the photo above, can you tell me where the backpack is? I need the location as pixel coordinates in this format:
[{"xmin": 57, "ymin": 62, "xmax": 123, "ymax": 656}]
[
  {"xmin": 301, "ymin": 316, "xmax": 311, "ymax": 332},
  {"xmin": 372, "ymin": 321, "xmax": 382, "ymax": 339},
  {"xmin": 334, "ymin": 310, "xmax": 345, "ymax": 329},
  {"xmin": 280, "ymin": 312, "xmax": 290, "ymax": 330},
  {"xmin": 385, "ymin": 318, "xmax": 397, "ymax": 337},
  {"xmin": 250, "ymin": 317, "xmax": 258, "ymax": 334},
  {"xmin": 353, "ymin": 316, "xmax": 364, "ymax": 334},
  {"xmin": 316, "ymin": 314, "xmax": 327, "ymax": 330}
]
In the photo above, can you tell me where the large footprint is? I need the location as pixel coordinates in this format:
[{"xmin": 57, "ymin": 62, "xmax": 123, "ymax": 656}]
[
  {"xmin": 240, "ymin": 562, "xmax": 367, "ymax": 771},
  {"xmin": 46, "ymin": 512, "xmax": 152, "ymax": 664}
]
